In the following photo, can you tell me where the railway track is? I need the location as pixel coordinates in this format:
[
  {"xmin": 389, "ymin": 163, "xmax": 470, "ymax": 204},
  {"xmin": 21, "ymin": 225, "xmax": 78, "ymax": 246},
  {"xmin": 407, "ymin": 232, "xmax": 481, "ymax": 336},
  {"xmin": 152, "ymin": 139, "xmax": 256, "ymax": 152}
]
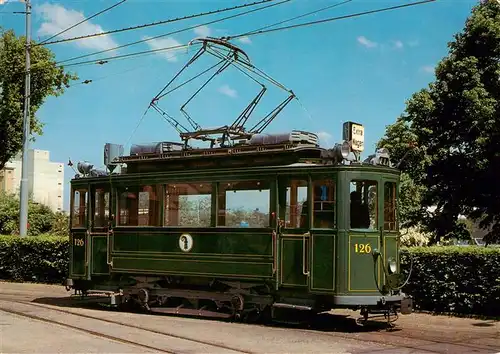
[
  {"xmin": 0, "ymin": 297, "xmax": 254, "ymax": 354},
  {"xmin": 0, "ymin": 292, "xmax": 498, "ymax": 354}
]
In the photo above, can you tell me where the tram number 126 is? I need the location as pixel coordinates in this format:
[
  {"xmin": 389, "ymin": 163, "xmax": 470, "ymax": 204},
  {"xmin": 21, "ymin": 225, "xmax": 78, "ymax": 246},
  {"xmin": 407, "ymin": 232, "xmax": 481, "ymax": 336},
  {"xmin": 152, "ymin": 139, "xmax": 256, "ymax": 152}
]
[{"xmin": 354, "ymin": 243, "xmax": 372, "ymax": 254}]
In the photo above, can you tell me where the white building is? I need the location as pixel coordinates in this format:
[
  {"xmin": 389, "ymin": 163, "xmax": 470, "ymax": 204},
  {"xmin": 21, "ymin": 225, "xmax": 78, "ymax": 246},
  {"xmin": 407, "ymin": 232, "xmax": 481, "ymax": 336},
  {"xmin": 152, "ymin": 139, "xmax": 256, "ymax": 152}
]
[{"xmin": 0, "ymin": 149, "xmax": 64, "ymax": 213}]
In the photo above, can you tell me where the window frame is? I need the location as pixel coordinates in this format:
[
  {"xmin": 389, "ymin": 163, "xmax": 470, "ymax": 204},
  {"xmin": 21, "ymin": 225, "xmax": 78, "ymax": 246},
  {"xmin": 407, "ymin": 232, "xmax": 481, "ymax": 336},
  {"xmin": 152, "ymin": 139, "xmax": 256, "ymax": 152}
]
[
  {"xmin": 163, "ymin": 181, "xmax": 214, "ymax": 228},
  {"xmin": 216, "ymin": 178, "xmax": 275, "ymax": 229},
  {"xmin": 277, "ymin": 176, "xmax": 309, "ymax": 230},
  {"xmin": 349, "ymin": 178, "xmax": 379, "ymax": 231},
  {"xmin": 310, "ymin": 176, "xmax": 337, "ymax": 230},
  {"xmin": 91, "ymin": 186, "xmax": 111, "ymax": 229},
  {"xmin": 70, "ymin": 186, "xmax": 88, "ymax": 229},
  {"xmin": 115, "ymin": 184, "xmax": 163, "ymax": 227},
  {"xmin": 383, "ymin": 180, "xmax": 398, "ymax": 232}
]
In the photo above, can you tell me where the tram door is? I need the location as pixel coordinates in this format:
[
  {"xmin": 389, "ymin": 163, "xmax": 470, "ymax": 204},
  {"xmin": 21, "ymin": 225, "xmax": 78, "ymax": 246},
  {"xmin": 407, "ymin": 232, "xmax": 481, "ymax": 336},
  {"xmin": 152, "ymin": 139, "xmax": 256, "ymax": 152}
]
[
  {"xmin": 277, "ymin": 177, "xmax": 310, "ymax": 289},
  {"xmin": 88, "ymin": 185, "xmax": 112, "ymax": 276},
  {"xmin": 70, "ymin": 186, "xmax": 89, "ymax": 279},
  {"xmin": 276, "ymin": 176, "xmax": 336, "ymax": 292}
]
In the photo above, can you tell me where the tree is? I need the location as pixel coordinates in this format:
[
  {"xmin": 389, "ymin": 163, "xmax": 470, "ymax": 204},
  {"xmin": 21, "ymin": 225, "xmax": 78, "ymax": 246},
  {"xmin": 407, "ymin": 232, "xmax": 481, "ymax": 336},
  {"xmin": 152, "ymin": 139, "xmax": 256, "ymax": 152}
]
[
  {"xmin": 378, "ymin": 0, "xmax": 500, "ymax": 245},
  {"xmin": 0, "ymin": 29, "xmax": 77, "ymax": 170},
  {"xmin": 0, "ymin": 191, "xmax": 57, "ymax": 235}
]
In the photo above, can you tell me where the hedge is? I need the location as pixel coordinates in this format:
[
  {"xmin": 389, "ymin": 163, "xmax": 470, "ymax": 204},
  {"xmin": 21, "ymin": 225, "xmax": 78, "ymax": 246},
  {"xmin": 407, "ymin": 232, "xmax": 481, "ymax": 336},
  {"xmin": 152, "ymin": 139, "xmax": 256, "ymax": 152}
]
[
  {"xmin": 1, "ymin": 236, "xmax": 499, "ymax": 317},
  {"xmin": 0, "ymin": 235, "xmax": 69, "ymax": 283},
  {"xmin": 400, "ymin": 246, "xmax": 500, "ymax": 317}
]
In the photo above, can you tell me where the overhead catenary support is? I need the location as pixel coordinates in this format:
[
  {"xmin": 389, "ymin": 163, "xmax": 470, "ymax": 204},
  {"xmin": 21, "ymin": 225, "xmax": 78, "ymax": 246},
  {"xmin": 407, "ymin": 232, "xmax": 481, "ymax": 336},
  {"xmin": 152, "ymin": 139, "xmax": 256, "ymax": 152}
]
[{"xmin": 19, "ymin": 0, "xmax": 31, "ymax": 237}]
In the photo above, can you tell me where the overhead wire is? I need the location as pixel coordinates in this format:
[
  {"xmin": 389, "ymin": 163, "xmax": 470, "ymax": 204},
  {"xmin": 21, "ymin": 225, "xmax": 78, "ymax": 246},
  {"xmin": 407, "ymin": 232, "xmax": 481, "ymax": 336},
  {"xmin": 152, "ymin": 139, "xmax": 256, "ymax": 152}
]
[
  {"xmin": 223, "ymin": 0, "xmax": 436, "ymax": 41},
  {"xmin": 238, "ymin": 0, "xmax": 352, "ymax": 37},
  {"xmin": 59, "ymin": 43, "xmax": 194, "ymax": 68},
  {"xmin": 37, "ymin": 0, "xmax": 279, "ymax": 47},
  {"xmin": 56, "ymin": 0, "xmax": 292, "ymax": 66},
  {"xmin": 56, "ymin": 0, "xmax": 435, "ymax": 70},
  {"xmin": 37, "ymin": 0, "xmax": 128, "ymax": 45}
]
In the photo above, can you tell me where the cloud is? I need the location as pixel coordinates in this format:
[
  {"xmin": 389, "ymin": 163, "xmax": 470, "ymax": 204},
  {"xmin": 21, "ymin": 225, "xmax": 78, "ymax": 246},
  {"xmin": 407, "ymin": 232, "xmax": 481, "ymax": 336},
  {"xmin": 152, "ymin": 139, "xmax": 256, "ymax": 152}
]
[
  {"xmin": 316, "ymin": 131, "xmax": 332, "ymax": 146},
  {"xmin": 36, "ymin": 3, "xmax": 118, "ymax": 51},
  {"xmin": 143, "ymin": 36, "xmax": 182, "ymax": 62},
  {"xmin": 421, "ymin": 65, "xmax": 434, "ymax": 73},
  {"xmin": 218, "ymin": 84, "xmax": 237, "ymax": 98},
  {"xmin": 393, "ymin": 40, "xmax": 404, "ymax": 49},
  {"xmin": 408, "ymin": 40, "xmax": 419, "ymax": 47},
  {"xmin": 193, "ymin": 25, "xmax": 211, "ymax": 37},
  {"xmin": 238, "ymin": 36, "xmax": 252, "ymax": 44},
  {"xmin": 357, "ymin": 36, "xmax": 377, "ymax": 48}
]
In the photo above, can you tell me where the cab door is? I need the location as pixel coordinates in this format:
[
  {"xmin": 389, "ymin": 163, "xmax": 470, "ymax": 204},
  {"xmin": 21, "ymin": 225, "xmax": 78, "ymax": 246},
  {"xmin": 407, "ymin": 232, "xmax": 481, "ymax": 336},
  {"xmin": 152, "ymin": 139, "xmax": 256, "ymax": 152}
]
[
  {"xmin": 276, "ymin": 176, "xmax": 310, "ymax": 289},
  {"xmin": 69, "ymin": 186, "xmax": 89, "ymax": 279},
  {"xmin": 89, "ymin": 185, "xmax": 112, "ymax": 276},
  {"xmin": 347, "ymin": 174, "xmax": 382, "ymax": 293}
]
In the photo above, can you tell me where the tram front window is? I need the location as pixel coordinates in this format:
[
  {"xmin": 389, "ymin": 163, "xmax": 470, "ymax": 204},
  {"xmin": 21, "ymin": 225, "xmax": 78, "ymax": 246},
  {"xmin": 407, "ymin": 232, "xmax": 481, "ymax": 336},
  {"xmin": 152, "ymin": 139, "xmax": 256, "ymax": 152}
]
[
  {"xmin": 350, "ymin": 180, "xmax": 377, "ymax": 229},
  {"xmin": 71, "ymin": 188, "xmax": 88, "ymax": 228}
]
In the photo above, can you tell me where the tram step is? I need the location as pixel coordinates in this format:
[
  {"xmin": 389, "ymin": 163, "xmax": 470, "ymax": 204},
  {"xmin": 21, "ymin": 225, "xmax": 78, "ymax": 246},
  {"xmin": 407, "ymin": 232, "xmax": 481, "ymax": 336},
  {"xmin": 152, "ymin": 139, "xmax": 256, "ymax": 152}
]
[
  {"xmin": 272, "ymin": 303, "xmax": 312, "ymax": 311},
  {"xmin": 149, "ymin": 307, "xmax": 233, "ymax": 318}
]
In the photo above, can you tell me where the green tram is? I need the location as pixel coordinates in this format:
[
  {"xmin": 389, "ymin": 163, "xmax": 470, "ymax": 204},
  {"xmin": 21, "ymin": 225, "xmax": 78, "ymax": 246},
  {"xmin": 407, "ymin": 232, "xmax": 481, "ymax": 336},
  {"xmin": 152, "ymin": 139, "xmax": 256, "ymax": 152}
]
[{"xmin": 66, "ymin": 123, "xmax": 413, "ymax": 325}]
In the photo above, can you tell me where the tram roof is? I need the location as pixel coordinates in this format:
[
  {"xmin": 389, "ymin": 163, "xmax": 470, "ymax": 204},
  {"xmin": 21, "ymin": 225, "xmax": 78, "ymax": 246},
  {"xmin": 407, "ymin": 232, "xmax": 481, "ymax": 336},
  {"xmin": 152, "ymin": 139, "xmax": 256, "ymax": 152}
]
[{"xmin": 70, "ymin": 135, "xmax": 399, "ymax": 184}]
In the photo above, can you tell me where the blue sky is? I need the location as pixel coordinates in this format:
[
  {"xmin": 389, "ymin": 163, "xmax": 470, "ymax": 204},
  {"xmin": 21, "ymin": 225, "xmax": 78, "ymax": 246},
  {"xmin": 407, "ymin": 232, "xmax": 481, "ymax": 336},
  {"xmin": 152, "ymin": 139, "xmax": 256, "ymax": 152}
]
[{"xmin": 1, "ymin": 0, "xmax": 478, "ymax": 211}]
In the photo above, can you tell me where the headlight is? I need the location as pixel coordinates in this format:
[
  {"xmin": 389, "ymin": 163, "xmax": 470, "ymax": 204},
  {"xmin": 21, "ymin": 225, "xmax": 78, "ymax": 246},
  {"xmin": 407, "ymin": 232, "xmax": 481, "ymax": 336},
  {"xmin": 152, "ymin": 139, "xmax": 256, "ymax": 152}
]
[{"xmin": 388, "ymin": 257, "xmax": 397, "ymax": 274}]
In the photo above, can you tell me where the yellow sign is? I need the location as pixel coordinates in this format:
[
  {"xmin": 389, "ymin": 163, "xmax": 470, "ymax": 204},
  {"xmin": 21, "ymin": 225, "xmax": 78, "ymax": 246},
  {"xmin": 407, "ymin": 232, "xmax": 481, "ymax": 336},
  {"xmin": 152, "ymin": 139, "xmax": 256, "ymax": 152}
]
[{"xmin": 351, "ymin": 123, "xmax": 364, "ymax": 152}]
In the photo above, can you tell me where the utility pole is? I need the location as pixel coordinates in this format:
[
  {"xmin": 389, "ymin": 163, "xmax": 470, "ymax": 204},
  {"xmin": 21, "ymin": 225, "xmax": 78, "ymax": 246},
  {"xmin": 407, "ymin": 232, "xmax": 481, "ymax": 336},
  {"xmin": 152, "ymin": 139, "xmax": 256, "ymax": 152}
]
[{"xmin": 19, "ymin": 0, "xmax": 31, "ymax": 237}]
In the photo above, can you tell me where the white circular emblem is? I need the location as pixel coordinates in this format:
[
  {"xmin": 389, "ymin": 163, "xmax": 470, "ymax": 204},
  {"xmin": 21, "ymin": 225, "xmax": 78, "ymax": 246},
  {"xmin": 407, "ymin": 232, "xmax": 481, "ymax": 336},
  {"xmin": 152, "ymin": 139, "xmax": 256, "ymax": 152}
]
[{"xmin": 179, "ymin": 234, "xmax": 193, "ymax": 252}]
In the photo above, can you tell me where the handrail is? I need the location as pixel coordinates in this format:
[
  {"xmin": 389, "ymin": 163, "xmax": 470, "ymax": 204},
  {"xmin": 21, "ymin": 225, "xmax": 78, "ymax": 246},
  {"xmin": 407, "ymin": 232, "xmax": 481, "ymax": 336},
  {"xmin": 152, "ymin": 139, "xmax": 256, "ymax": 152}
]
[
  {"xmin": 272, "ymin": 230, "xmax": 277, "ymax": 275},
  {"xmin": 302, "ymin": 231, "xmax": 310, "ymax": 276},
  {"xmin": 106, "ymin": 229, "xmax": 114, "ymax": 266}
]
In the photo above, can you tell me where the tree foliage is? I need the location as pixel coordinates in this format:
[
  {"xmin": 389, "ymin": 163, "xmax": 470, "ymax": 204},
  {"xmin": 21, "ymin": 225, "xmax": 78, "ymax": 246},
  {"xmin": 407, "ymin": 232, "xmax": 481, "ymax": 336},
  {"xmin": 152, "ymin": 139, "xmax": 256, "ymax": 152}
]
[
  {"xmin": 0, "ymin": 29, "xmax": 77, "ymax": 170},
  {"xmin": 0, "ymin": 192, "xmax": 69, "ymax": 236},
  {"xmin": 378, "ymin": 0, "xmax": 500, "ymax": 245}
]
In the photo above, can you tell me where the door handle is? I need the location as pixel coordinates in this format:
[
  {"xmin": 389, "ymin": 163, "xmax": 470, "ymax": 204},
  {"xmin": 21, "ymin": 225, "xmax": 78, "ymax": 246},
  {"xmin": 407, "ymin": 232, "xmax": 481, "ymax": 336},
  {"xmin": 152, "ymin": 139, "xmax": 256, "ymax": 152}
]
[
  {"xmin": 379, "ymin": 226, "xmax": 384, "ymax": 247},
  {"xmin": 302, "ymin": 232, "xmax": 310, "ymax": 276}
]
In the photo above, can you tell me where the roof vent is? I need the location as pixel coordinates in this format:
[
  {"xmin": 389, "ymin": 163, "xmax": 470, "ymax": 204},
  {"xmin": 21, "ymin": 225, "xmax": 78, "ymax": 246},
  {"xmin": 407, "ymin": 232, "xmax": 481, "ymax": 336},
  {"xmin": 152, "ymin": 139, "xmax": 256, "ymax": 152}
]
[{"xmin": 248, "ymin": 130, "xmax": 318, "ymax": 146}]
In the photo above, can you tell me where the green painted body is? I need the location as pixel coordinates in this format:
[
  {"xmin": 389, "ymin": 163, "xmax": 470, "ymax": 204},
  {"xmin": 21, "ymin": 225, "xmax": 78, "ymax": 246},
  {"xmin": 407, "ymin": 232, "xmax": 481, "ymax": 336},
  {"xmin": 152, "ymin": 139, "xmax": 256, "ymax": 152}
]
[{"xmin": 69, "ymin": 163, "xmax": 401, "ymax": 308}]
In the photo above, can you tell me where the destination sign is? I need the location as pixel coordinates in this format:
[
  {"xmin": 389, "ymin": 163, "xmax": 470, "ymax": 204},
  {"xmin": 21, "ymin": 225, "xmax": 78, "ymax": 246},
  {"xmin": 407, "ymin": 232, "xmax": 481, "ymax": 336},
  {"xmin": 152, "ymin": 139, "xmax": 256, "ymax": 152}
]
[{"xmin": 342, "ymin": 121, "xmax": 365, "ymax": 152}]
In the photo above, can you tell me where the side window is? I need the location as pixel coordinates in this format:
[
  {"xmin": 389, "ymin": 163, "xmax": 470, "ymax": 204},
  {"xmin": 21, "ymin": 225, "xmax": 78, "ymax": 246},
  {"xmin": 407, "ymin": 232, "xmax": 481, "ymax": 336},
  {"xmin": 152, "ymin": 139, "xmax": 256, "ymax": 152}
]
[
  {"xmin": 384, "ymin": 182, "xmax": 397, "ymax": 231},
  {"xmin": 118, "ymin": 185, "xmax": 161, "ymax": 226},
  {"xmin": 279, "ymin": 179, "xmax": 308, "ymax": 228},
  {"xmin": 350, "ymin": 180, "xmax": 377, "ymax": 229},
  {"xmin": 164, "ymin": 183, "xmax": 212, "ymax": 227},
  {"xmin": 312, "ymin": 179, "xmax": 336, "ymax": 228},
  {"xmin": 71, "ymin": 188, "xmax": 88, "ymax": 228},
  {"xmin": 218, "ymin": 180, "xmax": 271, "ymax": 228},
  {"xmin": 93, "ymin": 188, "xmax": 110, "ymax": 228}
]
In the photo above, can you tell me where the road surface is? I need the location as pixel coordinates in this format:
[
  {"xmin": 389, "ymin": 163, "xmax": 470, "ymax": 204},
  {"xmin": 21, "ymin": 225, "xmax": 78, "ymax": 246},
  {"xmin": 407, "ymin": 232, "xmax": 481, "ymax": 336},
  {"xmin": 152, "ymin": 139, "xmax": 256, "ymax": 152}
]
[{"xmin": 0, "ymin": 282, "xmax": 498, "ymax": 353}]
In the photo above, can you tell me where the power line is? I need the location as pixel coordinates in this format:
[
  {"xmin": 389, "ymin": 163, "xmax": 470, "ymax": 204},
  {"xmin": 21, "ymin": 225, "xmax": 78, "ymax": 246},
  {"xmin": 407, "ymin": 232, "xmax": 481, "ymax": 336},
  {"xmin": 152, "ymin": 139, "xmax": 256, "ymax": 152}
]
[
  {"xmin": 239, "ymin": 0, "xmax": 352, "ymax": 37},
  {"xmin": 38, "ymin": 0, "xmax": 127, "ymax": 45},
  {"xmin": 57, "ymin": 0, "xmax": 435, "ymax": 70},
  {"xmin": 56, "ymin": 0, "xmax": 291, "ymax": 66},
  {"xmin": 59, "ymin": 43, "xmax": 193, "ymax": 68},
  {"xmin": 224, "ymin": 0, "xmax": 436, "ymax": 41},
  {"xmin": 37, "ymin": 0, "xmax": 278, "ymax": 47}
]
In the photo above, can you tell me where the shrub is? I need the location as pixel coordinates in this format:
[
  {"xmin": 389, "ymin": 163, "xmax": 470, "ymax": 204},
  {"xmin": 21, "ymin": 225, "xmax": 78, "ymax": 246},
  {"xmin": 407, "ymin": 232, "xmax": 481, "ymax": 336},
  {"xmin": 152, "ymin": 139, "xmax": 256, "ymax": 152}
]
[
  {"xmin": 0, "ymin": 235, "xmax": 69, "ymax": 283},
  {"xmin": 400, "ymin": 226, "xmax": 431, "ymax": 247},
  {"xmin": 401, "ymin": 246, "xmax": 500, "ymax": 317}
]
